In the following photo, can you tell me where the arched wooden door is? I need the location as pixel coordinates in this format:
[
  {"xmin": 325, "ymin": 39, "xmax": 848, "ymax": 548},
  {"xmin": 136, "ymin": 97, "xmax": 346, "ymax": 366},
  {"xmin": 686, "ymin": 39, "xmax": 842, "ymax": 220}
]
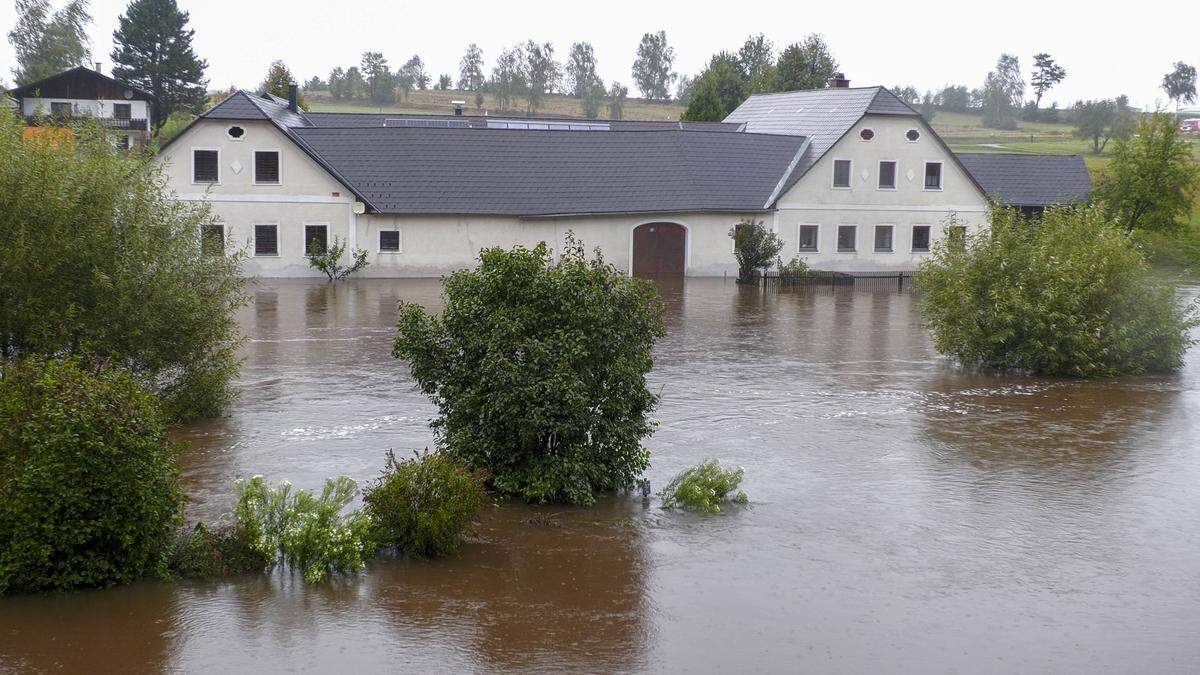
[{"xmin": 632, "ymin": 222, "xmax": 686, "ymax": 278}]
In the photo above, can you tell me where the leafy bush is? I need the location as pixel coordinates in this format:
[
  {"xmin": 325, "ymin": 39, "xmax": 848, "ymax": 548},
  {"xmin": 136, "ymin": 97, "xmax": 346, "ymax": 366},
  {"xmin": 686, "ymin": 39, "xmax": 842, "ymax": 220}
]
[
  {"xmin": 918, "ymin": 207, "xmax": 1197, "ymax": 377},
  {"xmin": 0, "ymin": 359, "xmax": 184, "ymax": 594},
  {"xmin": 0, "ymin": 114, "xmax": 247, "ymax": 422},
  {"xmin": 306, "ymin": 235, "xmax": 370, "ymax": 281},
  {"xmin": 659, "ymin": 460, "xmax": 748, "ymax": 513},
  {"xmin": 394, "ymin": 235, "xmax": 664, "ymax": 505},
  {"xmin": 730, "ymin": 219, "xmax": 784, "ymax": 282},
  {"xmin": 1096, "ymin": 112, "xmax": 1200, "ymax": 233},
  {"xmin": 168, "ymin": 522, "xmax": 269, "ymax": 579},
  {"xmin": 778, "ymin": 256, "xmax": 811, "ymax": 279},
  {"xmin": 362, "ymin": 451, "xmax": 488, "ymax": 557},
  {"xmin": 233, "ymin": 476, "xmax": 374, "ymax": 584},
  {"xmin": 1132, "ymin": 222, "xmax": 1200, "ymax": 271}
]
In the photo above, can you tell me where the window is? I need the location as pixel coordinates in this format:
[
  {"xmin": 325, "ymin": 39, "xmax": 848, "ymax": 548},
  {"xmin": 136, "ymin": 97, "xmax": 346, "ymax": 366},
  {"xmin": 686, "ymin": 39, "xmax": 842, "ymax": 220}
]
[
  {"xmin": 379, "ymin": 230, "xmax": 401, "ymax": 252},
  {"xmin": 227, "ymin": 125, "xmax": 245, "ymax": 140},
  {"xmin": 201, "ymin": 224, "xmax": 224, "ymax": 256},
  {"xmin": 906, "ymin": 129, "xmax": 921, "ymax": 142},
  {"xmin": 948, "ymin": 225, "xmax": 967, "ymax": 246},
  {"xmin": 117, "ymin": 134, "xmax": 131, "ymax": 151},
  {"xmin": 911, "ymin": 225, "xmax": 931, "ymax": 252},
  {"xmin": 254, "ymin": 150, "xmax": 280, "ymax": 184},
  {"xmin": 304, "ymin": 224, "xmax": 328, "ymax": 256},
  {"xmin": 254, "ymin": 223, "xmax": 279, "ymax": 256},
  {"xmin": 113, "ymin": 103, "xmax": 131, "ymax": 120},
  {"xmin": 924, "ymin": 162, "xmax": 942, "ymax": 190},
  {"xmin": 50, "ymin": 102, "xmax": 71, "ymax": 119},
  {"xmin": 878, "ymin": 161, "xmax": 897, "ymax": 189},
  {"xmin": 798, "ymin": 224, "xmax": 819, "ymax": 252},
  {"xmin": 859, "ymin": 128, "xmax": 874, "ymax": 141},
  {"xmin": 837, "ymin": 225, "xmax": 857, "ymax": 252},
  {"xmin": 874, "ymin": 225, "xmax": 894, "ymax": 252},
  {"xmin": 832, "ymin": 159, "xmax": 852, "ymax": 188},
  {"xmin": 192, "ymin": 149, "xmax": 219, "ymax": 183}
]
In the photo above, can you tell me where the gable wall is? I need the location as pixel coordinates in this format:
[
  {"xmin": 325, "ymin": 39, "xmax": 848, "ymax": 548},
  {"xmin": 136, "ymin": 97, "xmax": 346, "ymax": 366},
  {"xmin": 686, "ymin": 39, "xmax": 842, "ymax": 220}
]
[{"xmin": 773, "ymin": 113, "xmax": 990, "ymax": 271}]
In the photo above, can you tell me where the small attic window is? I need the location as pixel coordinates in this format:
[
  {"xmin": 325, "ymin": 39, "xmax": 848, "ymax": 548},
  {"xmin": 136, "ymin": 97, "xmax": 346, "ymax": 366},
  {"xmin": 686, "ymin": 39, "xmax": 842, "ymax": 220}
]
[
  {"xmin": 859, "ymin": 128, "xmax": 875, "ymax": 141},
  {"xmin": 227, "ymin": 125, "xmax": 246, "ymax": 140},
  {"xmin": 906, "ymin": 129, "xmax": 921, "ymax": 142}
]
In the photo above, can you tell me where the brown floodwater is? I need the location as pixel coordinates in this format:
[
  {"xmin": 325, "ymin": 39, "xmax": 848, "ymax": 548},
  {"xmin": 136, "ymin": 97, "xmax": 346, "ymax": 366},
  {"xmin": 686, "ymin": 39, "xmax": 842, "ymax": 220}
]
[{"xmin": 3, "ymin": 278, "xmax": 1200, "ymax": 673}]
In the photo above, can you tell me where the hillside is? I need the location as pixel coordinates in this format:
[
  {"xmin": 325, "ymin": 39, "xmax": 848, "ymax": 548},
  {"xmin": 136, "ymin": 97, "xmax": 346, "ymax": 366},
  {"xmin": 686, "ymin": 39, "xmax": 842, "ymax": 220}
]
[{"xmin": 306, "ymin": 88, "xmax": 685, "ymax": 121}]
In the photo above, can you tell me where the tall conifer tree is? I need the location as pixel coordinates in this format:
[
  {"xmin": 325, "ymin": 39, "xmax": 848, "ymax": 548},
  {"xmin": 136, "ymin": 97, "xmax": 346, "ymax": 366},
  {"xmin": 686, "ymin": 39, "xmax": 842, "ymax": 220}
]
[{"xmin": 110, "ymin": 0, "xmax": 208, "ymax": 130}]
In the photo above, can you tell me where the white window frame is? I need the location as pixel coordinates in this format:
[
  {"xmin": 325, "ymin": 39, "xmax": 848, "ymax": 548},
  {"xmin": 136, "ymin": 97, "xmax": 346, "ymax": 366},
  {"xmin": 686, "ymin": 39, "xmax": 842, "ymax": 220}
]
[
  {"xmin": 303, "ymin": 222, "xmax": 330, "ymax": 256},
  {"xmin": 378, "ymin": 228, "xmax": 402, "ymax": 254},
  {"xmin": 836, "ymin": 224, "xmax": 857, "ymax": 253},
  {"xmin": 226, "ymin": 125, "xmax": 246, "ymax": 141},
  {"xmin": 797, "ymin": 223, "xmax": 819, "ymax": 253},
  {"xmin": 251, "ymin": 222, "xmax": 280, "ymax": 257},
  {"xmin": 191, "ymin": 147, "xmax": 221, "ymax": 185},
  {"xmin": 923, "ymin": 161, "xmax": 943, "ymax": 191},
  {"xmin": 873, "ymin": 224, "xmax": 895, "ymax": 253},
  {"xmin": 877, "ymin": 160, "xmax": 898, "ymax": 190},
  {"xmin": 911, "ymin": 224, "xmax": 933, "ymax": 253},
  {"xmin": 831, "ymin": 158, "xmax": 853, "ymax": 189},
  {"xmin": 252, "ymin": 149, "xmax": 283, "ymax": 186}
]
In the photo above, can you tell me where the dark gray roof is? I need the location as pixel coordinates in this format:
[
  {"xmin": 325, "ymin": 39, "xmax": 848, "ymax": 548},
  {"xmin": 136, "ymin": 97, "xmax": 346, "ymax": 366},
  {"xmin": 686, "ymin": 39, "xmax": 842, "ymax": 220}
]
[
  {"xmin": 956, "ymin": 153, "xmax": 1092, "ymax": 206},
  {"xmin": 724, "ymin": 87, "xmax": 919, "ymax": 189},
  {"xmin": 290, "ymin": 126, "xmax": 805, "ymax": 216},
  {"xmin": 200, "ymin": 90, "xmax": 310, "ymax": 127}
]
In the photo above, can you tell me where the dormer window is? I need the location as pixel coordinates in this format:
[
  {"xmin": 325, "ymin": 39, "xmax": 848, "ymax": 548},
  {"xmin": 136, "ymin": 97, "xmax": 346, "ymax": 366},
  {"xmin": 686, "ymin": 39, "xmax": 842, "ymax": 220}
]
[
  {"xmin": 227, "ymin": 125, "xmax": 245, "ymax": 140},
  {"xmin": 859, "ymin": 128, "xmax": 875, "ymax": 141}
]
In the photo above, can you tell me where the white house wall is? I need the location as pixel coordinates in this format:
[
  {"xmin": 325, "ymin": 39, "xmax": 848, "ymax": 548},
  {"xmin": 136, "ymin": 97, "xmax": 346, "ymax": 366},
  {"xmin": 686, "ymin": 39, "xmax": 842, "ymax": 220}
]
[
  {"xmin": 774, "ymin": 114, "xmax": 990, "ymax": 272},
  {"xmin": 21, "ymin": 97, "xmax": 151, "ymax": 120}
]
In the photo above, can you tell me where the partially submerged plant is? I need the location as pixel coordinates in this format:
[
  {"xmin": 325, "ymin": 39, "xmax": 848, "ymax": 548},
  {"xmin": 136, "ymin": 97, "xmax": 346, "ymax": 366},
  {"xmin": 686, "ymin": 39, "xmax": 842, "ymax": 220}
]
[
  {"xmin": 233, "ymin": 475, "xmax": 374, "ymax": 583},
  {"xmin": 659, "ymin": 460, "xmax": 748, "ymax": 514},
  {"xmin": 306, "ymin": 235, "xmax": 369, "ymax": 282}
]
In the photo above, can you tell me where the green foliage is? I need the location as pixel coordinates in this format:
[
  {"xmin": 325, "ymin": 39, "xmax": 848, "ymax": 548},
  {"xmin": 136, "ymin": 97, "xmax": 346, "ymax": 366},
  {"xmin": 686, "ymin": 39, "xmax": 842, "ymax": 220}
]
[
  {"xmin": 730, "ymin": 219, "xmax": 784, "ymax": 281},
  {"xmin": 1162, "ymin": 61, "xmax": 1197, "ymax": 107},
  {"xmin": 363, "ymin": 451, "xmax": 488, "ymax": 557},
  {"xmin": 632, "ymin": 30, "xmax": 676, "ymax": 101},
  {"xmin": 168, "ymin": 522, "xmax": 268, "ymax": 579},
  {"xmin": 1030, "ymin": 53, "xmax": 1066, "ymax": 107},
  {"xmin": 306, "ymin": 235, "xmax": 369, "ymax": 282},
  {"xmin": 153, "ymin": 110, "xmax": 194, "ymax": 146},
  {"xmin": 774, "ymin": 34, "xmax": 839, "ymax": 93},
  {"xmin": 981, "ymin": 53, "xmax": 1024, "ymax": 130},
  {"xmin": 1131, "ymin": 222, "xmax": 1200, "ymax": 271},
  {"xmin": 8, "ymin": 0, "xmax": 91, "ymax": 85},
  {"xmin": 259, "ymin": 60, "xmax": 308, "ymax": 110},
  {"xmin": 1096, "ymin": 113, "xmax": 1200, "ymax": 233},
  {"xmin": 393, "ymin": 235, "xmax": 665, "ymax": 505},
  {"xmin": 917, "ymin": 207, "xmax": 1197, "ymax": 377},
  {"xmin": 659, "ymin": 460, "xmax": 748, "ymax": 514},
  {"xmin": 457, "ymin": 44, "xmax": 485, "ymax": 91},
  {"xmin": 0, "ymin": 359, "xmax": 184, "ymax": 594},
  {"xmin": 681, "ymin": 54, "xmax": 746, "ymax": 122},
  {"xmin": 607, "ymin": 81, "xmax": 629, "ymax": 120},
  {"xmin": 778, "ymin": 256, "xmax": 811, "ymax": 279},
  {"xmin": 0, "ymin": 114, "xmax": 248, "ymax": 422},
  {"xmin": 233, "ymin": 476, "xmax": 374, "ymax": 584},
  {"xmin": 110, "ymin": 0, "xmax": 209, "ymax": 130},
  {"xmin": 1072, "ymin": 98, "xmax": 1135, "ymax": 154}
]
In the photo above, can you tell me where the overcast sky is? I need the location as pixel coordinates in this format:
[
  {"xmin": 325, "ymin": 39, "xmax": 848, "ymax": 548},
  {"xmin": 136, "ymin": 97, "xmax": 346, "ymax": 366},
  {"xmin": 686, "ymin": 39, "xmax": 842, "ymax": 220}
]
[{"xmin": 0, "ymin": 0, "xmax": 1190, "ymax": 110}]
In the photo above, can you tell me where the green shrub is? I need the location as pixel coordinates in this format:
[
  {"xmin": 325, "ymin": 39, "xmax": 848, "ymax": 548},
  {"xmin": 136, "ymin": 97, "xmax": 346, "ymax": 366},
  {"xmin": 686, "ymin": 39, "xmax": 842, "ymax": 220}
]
[
  {"xmin": 0, "ymin": 114, "xmax": 247, "ymax": 422},
  {"xmin": 233, "ymin": 476, "xmax": 374, "ymax": 584},
  {"xmin": 918, "ymin": 207, "xmax": 1197, "ymax": 377},
  {"xmin": 168, "ymin": 522, "xmax": 269, "ymax": 579},
  {"xmin": 778, "ymin": 256, "xmax": 811, "ymax": 279},
  {"xmin": 659, "ymin": 460, "xmax": 748, "ymax": 514},
  {"xmin": 362, "ymin": 450, "xmax": 488, "ymax": 557},
  {"xmin": 0, "ymin": 359, "xmax": 184, "ymax": 594},
  {"xmin": 730, "ymin": 219, "xmax": 784, "ymax": 282},
  {"xmin": 393, "ymin": 235, "xmax": 664, "ymax": 505},
  {"xmin": 306, "ymin": 235, "xmax": 370, "ymax": 281}
]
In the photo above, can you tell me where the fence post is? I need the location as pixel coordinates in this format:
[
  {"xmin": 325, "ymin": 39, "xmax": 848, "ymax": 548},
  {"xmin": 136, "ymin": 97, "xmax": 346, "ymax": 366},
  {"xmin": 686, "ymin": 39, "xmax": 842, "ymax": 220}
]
[{"xmin": 898, "ymin": 272, "xmax": 903, "ymax": 292}]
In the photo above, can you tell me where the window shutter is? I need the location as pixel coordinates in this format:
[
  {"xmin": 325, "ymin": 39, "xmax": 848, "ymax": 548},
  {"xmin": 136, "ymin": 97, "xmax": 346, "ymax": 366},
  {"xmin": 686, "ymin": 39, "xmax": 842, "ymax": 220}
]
[
  {"xmin": 193, "ymin": 150, "xmax": 219, "ymax": 182},
  {"xmin": 255, "ymin": 151, "xmax": 280, "ymax": 184},
  {"xmin": 254, "ymin": 224, "xmax": 278, "ymax": 256}
]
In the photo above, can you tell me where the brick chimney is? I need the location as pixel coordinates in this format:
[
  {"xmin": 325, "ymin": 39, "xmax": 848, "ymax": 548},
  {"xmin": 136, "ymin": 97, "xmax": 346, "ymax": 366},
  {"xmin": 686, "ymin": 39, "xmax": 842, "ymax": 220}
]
[
  {"xmin": 827, "ymin": 72, "xmax": 850, "ymax": 88},
  {"xmin": 288, "ymin": 84, "xmax": 298, "ymax": 112}
]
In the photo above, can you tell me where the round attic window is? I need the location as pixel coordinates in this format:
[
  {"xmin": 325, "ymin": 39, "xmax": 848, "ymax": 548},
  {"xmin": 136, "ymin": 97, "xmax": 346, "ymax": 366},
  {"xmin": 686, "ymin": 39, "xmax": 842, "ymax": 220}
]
[
  {"xmin": 906, "ymin": 129, "xmax": 921, "ymax": 142},
  {"xmin": 859, "ymin": 128, "xmax": 875, "ymax": 141},
  {"xmin": 123, "ymin": 89, "xmax": 134, "ymax": 99},
  {"xmin": 227, "ymin": 125, "xmax": 246, "ymax": 140}
]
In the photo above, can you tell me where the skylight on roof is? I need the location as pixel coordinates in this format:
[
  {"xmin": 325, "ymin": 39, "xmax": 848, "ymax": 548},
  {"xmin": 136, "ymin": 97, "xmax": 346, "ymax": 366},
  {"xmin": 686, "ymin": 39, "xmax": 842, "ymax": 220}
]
[
  {"xmin": 384, "ymin": 118, "xmax": 471, "ymax": 128},
  {"xmin": 486, "ymin": 119, "xmax": 610, "ymax": 131}
]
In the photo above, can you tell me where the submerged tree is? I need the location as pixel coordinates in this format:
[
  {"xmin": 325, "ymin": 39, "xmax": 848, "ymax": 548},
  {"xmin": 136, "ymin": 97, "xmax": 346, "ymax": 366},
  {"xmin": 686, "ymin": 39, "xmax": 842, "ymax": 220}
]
[
  {"xmin": 729, "ymin": 219, "xmax": 783, "ymax": 282},
  {"xmin": 393, "ymin": 235, "xmax": 665, "ymax": 505},
  {"xmin": 0, "ymin": 114, "xmax": 247, "ymax": 421},
  {"xmin": 306, "ymin": 235, "xmax": 369, "ymax": 282},
  {"xmin": 917, "ymin": 207, "xmax": 1197, "ymax": 377}
]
